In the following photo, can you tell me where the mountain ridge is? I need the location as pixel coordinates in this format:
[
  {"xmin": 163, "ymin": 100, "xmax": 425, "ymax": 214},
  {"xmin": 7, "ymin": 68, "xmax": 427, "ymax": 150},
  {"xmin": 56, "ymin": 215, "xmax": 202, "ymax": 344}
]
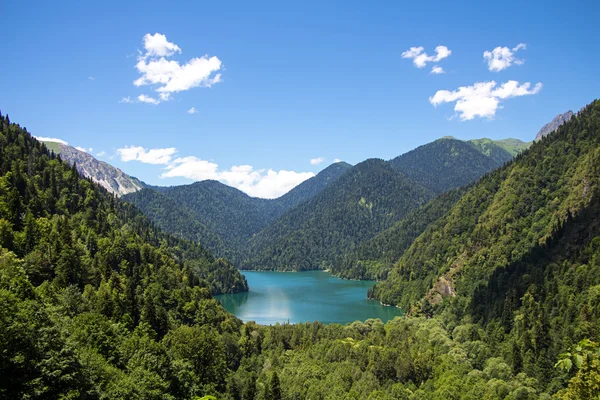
[{"xmin": 38, "ymin": 141, "xmax": 145, "ymax": 196}]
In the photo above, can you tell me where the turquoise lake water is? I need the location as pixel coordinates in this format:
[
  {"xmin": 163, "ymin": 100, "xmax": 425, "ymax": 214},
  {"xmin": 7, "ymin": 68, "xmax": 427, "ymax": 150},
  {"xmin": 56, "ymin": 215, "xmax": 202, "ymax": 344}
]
[{"xmin": 215, "ymin": 270, "xmax": 404, "ymax": 325}]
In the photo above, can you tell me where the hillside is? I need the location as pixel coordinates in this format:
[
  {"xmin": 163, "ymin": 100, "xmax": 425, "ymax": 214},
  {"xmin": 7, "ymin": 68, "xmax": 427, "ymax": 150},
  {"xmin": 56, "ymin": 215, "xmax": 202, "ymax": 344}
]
[
  {"xmin": 124, "ymin": 162, "xmax": 352, "ymax": 261},
  {"xmin": 242, "ymin": 159, "xmax": 433, "ymax": 271},
  {"xmin": 389, "ymin": 137, "xmax": 514, "ymax": 194},
  {"xmin": 39, "ymin": 141, "xmax": 145, "ymax": 196},
  {"xmin": 370, "ymin": 100, "xmax": 600, "ymax": 389},
  {"xmin": 273, "ymin": 161, "xmax": 352, "ymax": 210},
  {"xmin": 330, "ymin": 185, "xmax": 468, "ymax": 281}
]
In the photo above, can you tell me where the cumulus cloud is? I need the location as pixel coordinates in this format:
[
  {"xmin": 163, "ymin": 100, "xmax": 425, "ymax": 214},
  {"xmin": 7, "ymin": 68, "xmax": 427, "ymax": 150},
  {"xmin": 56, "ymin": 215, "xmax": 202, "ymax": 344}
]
[
  {"xmin": 430, "ymin": 66, "xmax": 445, "ymax": 74},
  {"xmin": 310, "ymin": 157, "xmax": 324, "ymax": 165},
  {"xmin": 429, "ymin": 80, "xmax": 542, "ymax": 120},
  {"xmin": 483, "ymin": 43, "xmax": 526, "ymax": 72},
  {"xmin": 137, "ymin": 94, "xmax": 160, "ymax": 105},
  {"xmin": 130, "ymin": 33, "xmax": 223, "ymax": 105},
  {"xmin": 88, "ymin": 76, "xmax": 95, "ymax": 80},
  {"xmin": 333, "ymin": 158, "xmax": 342, "ymax": 163},
  {"xmin": 187, "ymin": 107, "xmax": 197, "ymax": 114},
  {"xmin": 117, "ymin": 145, "xmax": 177, "ymax": 164},
  {"xmin": 35, "ymin": 136, "xmax": 68, "ymax": 145},
  {"xmin": 96, "ymin": 151, "xmax": 106, "ymax": 157},
  {"xmin": 75, "ymin": 146, "xmax": 88, "ymax": 153},
  {"xmin": 402, "ymin": 45, "xmax": 451, "ymax": 68},
  {"xmin": 120, "ymin": 97, "xmax": 133, "ymax": 103},
  {"xmin": 161, "ymin": 156, "xmax": 314, "ymax": 198},
  {"xmin": 142, "ymin": 32, "xmax": 181, "ymax": 57}
]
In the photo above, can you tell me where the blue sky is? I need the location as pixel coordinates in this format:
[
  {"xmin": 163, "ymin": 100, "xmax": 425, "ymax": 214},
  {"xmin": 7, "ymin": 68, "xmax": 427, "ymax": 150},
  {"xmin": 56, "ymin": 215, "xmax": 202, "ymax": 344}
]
[{"xmin": 2, "ymin": 0, "xmax": 599, "ymax": 197}]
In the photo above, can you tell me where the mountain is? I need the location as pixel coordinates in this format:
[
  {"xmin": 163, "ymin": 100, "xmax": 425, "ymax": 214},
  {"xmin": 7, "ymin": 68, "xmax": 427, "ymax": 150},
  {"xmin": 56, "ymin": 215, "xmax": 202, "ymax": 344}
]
[
  {"xmin": 373, "ymin": 104, "xmax": 599, "ymax": 309},
  {"xmin": 273, "ymin": 161, "xmax": 352, "ymax": 210},
  {"xmin": 330, "ymin": 185, "xmax": 468, "ymax": 280},
  {"xmin": 123, "ymin": 161, "xmax": 352, "ymax": 261},
  {"xmin": 39, "ymin": 141, "xmax": 144, "ymax": 196},
  {"xmin": 117, "ymin": 187, "xmax": 230, "ymax": 258},
  {"xmin": 468, "ymin": 137, "xmax": 530, "ymax": 160},
  {"xmin": 389, "ymin": 137, "xmax": 515, "ymax": 194},
  {"xmin": 534, "ymin": 110, "xmax": 574, "ymax": 141},
  {"xmin": 242, "ymin": 159, "xmax": 433, "ymax": 271},
  {"xmin": 2, "ymin": 119, "xmax": 247, "ymax": 297},
  {"xmin": 0, "ymin": 112, "xmax": 250, "ymax": 398},
  {"xmin": 369, "ymin": 101, "xmax": 600, "ymax": 390},
  {"xmin": 489, "ymin": 137, "xmax": 533, "ymax": 156}
]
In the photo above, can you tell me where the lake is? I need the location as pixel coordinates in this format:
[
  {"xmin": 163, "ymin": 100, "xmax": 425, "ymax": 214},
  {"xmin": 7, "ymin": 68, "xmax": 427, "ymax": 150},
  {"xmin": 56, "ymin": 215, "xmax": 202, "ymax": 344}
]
[{"xmin": 215, "ymin": 270, "xmax": 404, "ymax": 325}]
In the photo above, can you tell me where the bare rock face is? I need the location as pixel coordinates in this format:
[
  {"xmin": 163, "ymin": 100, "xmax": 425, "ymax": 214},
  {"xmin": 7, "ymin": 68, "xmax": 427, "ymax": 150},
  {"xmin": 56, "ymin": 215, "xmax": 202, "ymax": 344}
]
[
  {"xmin": 535, "ymin": 111, "xmax": 574, "ymax": 141},
  {"xmin": 43, "ymin": 142, "xmax": 144, "ymax": 196}
]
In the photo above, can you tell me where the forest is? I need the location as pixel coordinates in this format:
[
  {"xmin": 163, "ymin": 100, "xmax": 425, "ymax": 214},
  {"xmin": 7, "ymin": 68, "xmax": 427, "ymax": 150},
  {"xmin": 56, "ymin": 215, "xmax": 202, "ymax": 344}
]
[
  {"xmin": 1, "ymin": 102, "xmax": 600, "ymax": 399},
  {"xmin": 124, "ymin": 138, "xmax": 518, "ymax": 273}
]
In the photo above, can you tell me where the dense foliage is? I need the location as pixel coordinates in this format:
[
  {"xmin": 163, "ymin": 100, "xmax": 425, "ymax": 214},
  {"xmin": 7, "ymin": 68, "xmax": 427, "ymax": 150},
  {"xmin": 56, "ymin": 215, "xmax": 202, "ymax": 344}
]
[
  {"xmin": 126, "ymin": 137, "xmax": 517, "ymax": 275},
  {"xmin": 124, "ymin": 162, "xmax": 352, "ymax": 262},
  {"xmin": 242, "ymin": 159, "xmax": 433, "ymax": 271},
  {"xmin": 371, "ymin": 101, "xmax": 600, "ymax": 391},
  {"xmin": 120, "ymin": 188, "xmax": 231, "ymax": 259},
  {"xmin": 389, "ymin": 137, "xmax": 514, "ymax": 194},
  {"xmin": 330, "ymin": 186, "xmax": 468, "ymax": 281},
  {"xmin": 0, "ymin": 113, "xmax": 248, "ymax": 299}
]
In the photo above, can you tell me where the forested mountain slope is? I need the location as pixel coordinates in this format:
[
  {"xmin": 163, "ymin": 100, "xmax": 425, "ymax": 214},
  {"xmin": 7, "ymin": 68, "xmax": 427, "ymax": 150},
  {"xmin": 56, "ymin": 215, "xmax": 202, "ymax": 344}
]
[
  {"xmin": 369, "ymin": 100, "xmax": 600, "ymax": 391},
  {"xmin": 0, "ymin": 115, "xmax": 247, "ymax": 297},
  {"xmin": 273, "ymin": 161, "xmax": 352, "ymax": 210},
  {"xmin": 127, "ymin": 180, "xmax": 272, "ymax": 258},
  {"xmin": 39, "ymin": 141, "xmax": 145, "ymax": 196},
  {"xmin": 389, "ymin": 137, "xmax": 516, "ymax": 194},
  {"xmin": 242, "ymin": 159, "xmax": 433, "ymax": 271},
  {"xmin": 373, "ymin": 103, "xmax": 600, "ymax": 309},
  {"xmin": 117, "ymin": 187, "xmax": 231, "ymax": 259},
  {"xmin": 330, "ymin": 185, "xmax": 468, "ymax": 281},
  {"xmin": 124, "ymin": 162, "xmax": 352, "ymax": 261}
]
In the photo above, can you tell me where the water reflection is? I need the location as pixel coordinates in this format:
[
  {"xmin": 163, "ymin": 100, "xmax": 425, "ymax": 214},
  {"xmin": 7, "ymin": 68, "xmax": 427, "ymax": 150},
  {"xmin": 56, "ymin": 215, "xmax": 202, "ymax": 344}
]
[{"xmin": 216, "ymin": 271, "xmax": 403, "ymax": 325}]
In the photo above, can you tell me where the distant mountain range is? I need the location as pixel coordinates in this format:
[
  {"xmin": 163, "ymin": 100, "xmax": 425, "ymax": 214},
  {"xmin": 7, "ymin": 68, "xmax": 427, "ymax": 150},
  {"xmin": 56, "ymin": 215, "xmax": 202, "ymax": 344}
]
[
  {"xmin": 39, "ymin": 141, "xmax": 145, "ymax": 196},
  {"xmin": 42, "ymin": 124, "xmax": 559, "ymax": 276},
  {"xmin": 123, "ymin": 136, "xmax": 530, "ymax": 270}
]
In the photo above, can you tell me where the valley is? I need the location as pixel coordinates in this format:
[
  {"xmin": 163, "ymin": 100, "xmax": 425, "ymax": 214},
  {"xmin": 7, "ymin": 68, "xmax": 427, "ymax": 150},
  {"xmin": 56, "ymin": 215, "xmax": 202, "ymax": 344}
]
[
  {"xmin": 2, "ymin": 94, "xmax": 599, "ymax": 400},
  {"xmin": 2, "ymin": 3, "xmax": 599, "ymax": 397}
]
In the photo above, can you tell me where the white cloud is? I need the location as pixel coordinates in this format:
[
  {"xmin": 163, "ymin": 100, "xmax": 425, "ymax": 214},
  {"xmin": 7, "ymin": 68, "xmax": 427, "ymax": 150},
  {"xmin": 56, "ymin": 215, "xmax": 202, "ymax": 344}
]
[
  {"xmin": 333, "ymin": 158, "xmax": 342, "ymax": 163},
  {"xmin": 429, "ymin": 80, "xmax": 542, "ymax": 120},
  {"xmin": 117, "ymin": 145, "xmax": 177, "ymax": 164},
  {"xmin": 142, "ymin": 33, "xmax": 182, "ymax": 57},
  {"xmin": 88, "ymin": 76, "xmax": 95, "ymax": 80},
  {"xmin": 131, "ymin": 33, "xmax": 222, "ymax": 104},
  {"xmin": 430, "ymin": 66, "xmax": 445, "ymax": 74},
  {"xmin": 120, "ymin": 96, "xmax": 133, "ymax": 103},
  {"xmin": 35, "ymin": 136, "xmax": 68, "ymax": 145},
  {"xmin": 137, "ymin": 94, "xmax": 160, "ymax": 105},
  {"xmin": 402, "ymin": 45, "xmax": 451, "ymax": 68},
  {"xmin": 483, "ymin": 43, "xmax": 526, "ymax": 72},
  {"xmin": 310, "ymin": 157, "xmax": 325, "ymax": 165},
  {"xmin": 161, "ymin": 156, "xmax": 314, "ymax": 198},
  {"xmin": 75, "ymin": 146, "xmax": 88, "ymax": 153},
  {"xmin": 187, "ymin": 107, "xmax": 197, "ymax": 114},
  {"xmin": 96, "ymin": 151, "xmax": 106, "ymax": 157}
]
